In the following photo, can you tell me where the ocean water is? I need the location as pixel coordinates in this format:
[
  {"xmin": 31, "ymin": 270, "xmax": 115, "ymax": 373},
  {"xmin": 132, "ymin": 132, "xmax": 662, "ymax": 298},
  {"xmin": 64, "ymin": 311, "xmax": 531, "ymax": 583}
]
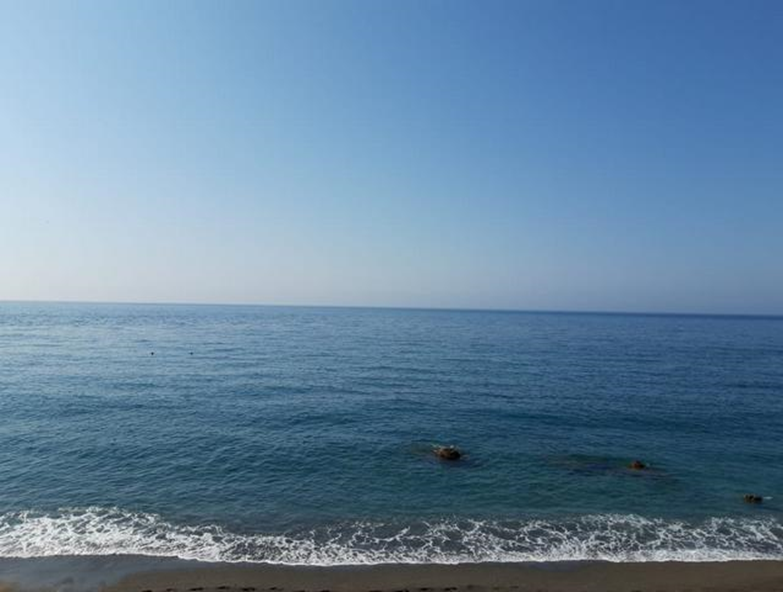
[{"xmin": 1, "ymin": 302, "xmax": 782, "ymax": 564}]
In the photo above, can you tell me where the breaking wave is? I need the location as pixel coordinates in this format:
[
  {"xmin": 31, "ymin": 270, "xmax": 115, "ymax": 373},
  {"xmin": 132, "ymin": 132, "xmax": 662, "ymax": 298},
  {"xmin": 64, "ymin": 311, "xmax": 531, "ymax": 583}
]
[{"xmin": 1, "ymin": 508, "xmax": 782, "ymax": 564}]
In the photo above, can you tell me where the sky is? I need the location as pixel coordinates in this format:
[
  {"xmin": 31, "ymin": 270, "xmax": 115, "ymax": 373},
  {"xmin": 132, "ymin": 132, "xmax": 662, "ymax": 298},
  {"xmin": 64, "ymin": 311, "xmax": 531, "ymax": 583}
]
[{"xmin": 1, "ymin": 0, "xmax": 782, "ymax": 314}]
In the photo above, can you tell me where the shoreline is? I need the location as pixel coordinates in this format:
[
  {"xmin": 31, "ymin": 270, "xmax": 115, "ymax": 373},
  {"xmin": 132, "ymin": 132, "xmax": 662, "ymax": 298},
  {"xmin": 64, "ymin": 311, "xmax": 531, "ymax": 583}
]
[{"xmin": 2, "ymin": 558, "xmax": 783, "ymax": 592}]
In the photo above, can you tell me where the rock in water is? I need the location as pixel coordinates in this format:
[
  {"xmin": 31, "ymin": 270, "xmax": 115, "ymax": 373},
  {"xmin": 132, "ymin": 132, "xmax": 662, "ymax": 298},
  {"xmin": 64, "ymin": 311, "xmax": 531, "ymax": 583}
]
[
  {"xmin": 629, "ymin": 460, "xmax": 647, "ymax": 470},
  {"xmin": 744, "ymin": 494, "xmax": 763, "ymax": 504},
  {"xmin": 434, "ymin": 446, "xmax": 462, "ymax": 461}
]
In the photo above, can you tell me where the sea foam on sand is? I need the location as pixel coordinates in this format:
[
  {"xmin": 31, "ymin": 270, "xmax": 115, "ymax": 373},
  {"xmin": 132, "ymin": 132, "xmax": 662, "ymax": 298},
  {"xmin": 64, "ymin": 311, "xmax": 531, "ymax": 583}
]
[{"xmin": 1, "ymin": 507, "xmax": 782, "ymax": 565}]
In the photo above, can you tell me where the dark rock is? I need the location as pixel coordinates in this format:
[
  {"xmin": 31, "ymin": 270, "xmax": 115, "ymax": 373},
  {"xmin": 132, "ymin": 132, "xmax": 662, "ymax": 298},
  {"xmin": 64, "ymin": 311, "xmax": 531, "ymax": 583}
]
[
  {"xmin": 434, "ymin": 445, "xmax": 462, "ymax": 460},
  {"xmin": 629, "ymin": 460, "xmax": 647, "ymax": 470},
  {"xmin": 744, "ymin": 494, "xmax": 763, "ymax": 504}
]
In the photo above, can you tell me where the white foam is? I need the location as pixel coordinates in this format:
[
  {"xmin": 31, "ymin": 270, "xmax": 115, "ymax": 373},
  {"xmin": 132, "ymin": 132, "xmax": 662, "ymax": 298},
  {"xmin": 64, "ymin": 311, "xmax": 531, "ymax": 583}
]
[{"xmin": 0, "ymin": 508, "xmax": 782, "ymax": 564}]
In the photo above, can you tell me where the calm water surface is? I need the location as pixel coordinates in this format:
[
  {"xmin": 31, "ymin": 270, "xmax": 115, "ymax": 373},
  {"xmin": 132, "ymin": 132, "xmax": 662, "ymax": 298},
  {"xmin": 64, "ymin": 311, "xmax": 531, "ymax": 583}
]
[{"xmin": 0, "ymin": 302, "xmax": 782, "ymax": 563}]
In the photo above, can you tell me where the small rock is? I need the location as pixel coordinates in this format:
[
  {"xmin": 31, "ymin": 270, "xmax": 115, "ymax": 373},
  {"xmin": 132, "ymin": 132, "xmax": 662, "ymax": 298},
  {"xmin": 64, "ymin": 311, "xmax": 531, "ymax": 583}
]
[
  {"xmin": 629, "ymin": 460, "xmax": 647, "ymax": 470},
  {"xmin": 434, "ymin": 445, "xmax": 462, "ymax": 461},
  {"xmin": 744, "ymin": 494, "xmax": 763, "ymax": 504}
]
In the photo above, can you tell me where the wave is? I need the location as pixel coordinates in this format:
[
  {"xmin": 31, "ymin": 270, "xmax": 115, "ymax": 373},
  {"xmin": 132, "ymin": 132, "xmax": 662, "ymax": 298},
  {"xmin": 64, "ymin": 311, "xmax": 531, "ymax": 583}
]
[{"xmin": 1, "ymin": 508, "xmax": 782, "ymax": 564}]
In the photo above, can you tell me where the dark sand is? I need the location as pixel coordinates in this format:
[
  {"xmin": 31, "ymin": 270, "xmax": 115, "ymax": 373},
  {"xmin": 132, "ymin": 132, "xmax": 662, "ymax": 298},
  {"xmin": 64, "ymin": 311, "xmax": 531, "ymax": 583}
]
[
  {"xmin": 3, "ymin": 559, "xmax": 783, "ymax": 592},
  {"xmin": 105, "ymin": 561, "xmax": 783, "ymax": 592}
]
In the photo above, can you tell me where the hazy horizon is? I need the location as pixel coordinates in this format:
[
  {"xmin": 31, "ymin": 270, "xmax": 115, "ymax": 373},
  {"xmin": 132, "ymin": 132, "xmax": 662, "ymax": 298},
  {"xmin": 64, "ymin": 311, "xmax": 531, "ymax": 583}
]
[
  {"xmin": 2, "ymin": 1, "xmax": 782, "ymax": 315},
  {"xmin": 4, "ymin": 298, "xmax": 783, "ymax": 319}
]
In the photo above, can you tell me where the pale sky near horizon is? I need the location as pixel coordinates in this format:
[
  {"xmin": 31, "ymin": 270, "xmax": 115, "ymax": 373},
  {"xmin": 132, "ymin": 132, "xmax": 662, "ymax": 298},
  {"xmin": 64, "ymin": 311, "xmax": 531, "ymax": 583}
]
[{"xmin": 2, "ymin": 0, "xmax": 782, "ymax": 314}]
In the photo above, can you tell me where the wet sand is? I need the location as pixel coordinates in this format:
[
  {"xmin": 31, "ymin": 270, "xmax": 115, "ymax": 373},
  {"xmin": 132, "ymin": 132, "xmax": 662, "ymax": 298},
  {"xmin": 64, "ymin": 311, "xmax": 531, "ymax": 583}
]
[
  {"xmin": 2, "ymin": 559, "xmax": 783, "ymax": 592},
  {"xmin": 105, "ymin": 561, "xmax": 783, "ymax": 592}
]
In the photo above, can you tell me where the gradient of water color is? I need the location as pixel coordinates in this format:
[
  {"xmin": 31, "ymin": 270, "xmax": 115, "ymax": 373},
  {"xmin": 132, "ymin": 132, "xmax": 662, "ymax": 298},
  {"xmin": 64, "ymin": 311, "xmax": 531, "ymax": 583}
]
[{"xmin": 0, "ymin": 302, "xmax": 781, "ymax": 563}]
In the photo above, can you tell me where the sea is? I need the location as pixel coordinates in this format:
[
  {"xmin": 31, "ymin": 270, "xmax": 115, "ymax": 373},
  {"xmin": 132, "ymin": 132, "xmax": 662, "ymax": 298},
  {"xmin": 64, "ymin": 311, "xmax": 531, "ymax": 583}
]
[{"xmin": 1, "ymin": 302, "xmax": 782, "ymax": 565}]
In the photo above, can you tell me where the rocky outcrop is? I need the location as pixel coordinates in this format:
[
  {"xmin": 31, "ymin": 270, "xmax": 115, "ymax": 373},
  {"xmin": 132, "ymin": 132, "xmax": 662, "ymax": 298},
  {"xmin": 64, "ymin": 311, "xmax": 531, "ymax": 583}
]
[{"xmin": 434, "ymin": 445, "xmax": 462, "ymax": 461}]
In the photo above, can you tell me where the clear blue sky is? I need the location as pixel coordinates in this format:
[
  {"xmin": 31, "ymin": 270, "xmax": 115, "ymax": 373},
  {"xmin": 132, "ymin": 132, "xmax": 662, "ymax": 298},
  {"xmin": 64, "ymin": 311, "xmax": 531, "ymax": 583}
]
[{"xmin": 2, "ymin": 0, "xmax": 781, "ymax": 314}]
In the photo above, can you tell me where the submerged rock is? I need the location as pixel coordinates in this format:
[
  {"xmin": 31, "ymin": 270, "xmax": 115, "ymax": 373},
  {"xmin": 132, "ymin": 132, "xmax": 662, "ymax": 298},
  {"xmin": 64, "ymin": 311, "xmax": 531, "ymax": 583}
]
[
  {"xmin": 434, "ymin": 445, "xmax": 462, "ymax": 461},
  {"xmin": 629, "ymin": 460, "xmax": 647, "ymax": 470},
  {"xmin": 744, "ymin": 494, "xmax": 763, "ymax": 504}
]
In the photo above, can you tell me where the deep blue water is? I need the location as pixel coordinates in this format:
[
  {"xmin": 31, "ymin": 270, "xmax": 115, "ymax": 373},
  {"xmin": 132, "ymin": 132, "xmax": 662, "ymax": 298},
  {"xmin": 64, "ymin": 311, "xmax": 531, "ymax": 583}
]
[{"xmin": 1, "ymin": 302, "xmax": 782, "ymax": 563}]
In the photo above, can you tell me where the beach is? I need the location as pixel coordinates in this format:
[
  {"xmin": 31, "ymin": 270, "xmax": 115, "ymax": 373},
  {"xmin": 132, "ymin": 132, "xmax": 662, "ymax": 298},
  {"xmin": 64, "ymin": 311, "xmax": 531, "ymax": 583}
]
[
  {"xmin": 3, "ymin": 558, "xmax": 783, "ymax": 592},
  {"xmin": 105, "ymin": 560, "xmax": 783, "ymax": 592}
]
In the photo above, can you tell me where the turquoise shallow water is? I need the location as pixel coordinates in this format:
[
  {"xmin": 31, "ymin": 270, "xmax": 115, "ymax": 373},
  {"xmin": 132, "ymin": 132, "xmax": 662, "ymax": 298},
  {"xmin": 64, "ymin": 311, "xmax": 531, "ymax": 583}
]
[{"xmin": 0, "ymin": 302, "xmax": 782, "ymax": 563}]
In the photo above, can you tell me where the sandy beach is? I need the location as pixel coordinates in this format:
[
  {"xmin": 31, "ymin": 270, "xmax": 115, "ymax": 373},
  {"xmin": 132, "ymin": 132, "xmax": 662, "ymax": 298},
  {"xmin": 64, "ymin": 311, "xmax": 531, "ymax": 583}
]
[
  {"xmin": 3, "ymin": 558, "xmax": 783, "ymax": 592},
  {"xmin": 104, "ymin": 561, "xmax": 783, "ymax": 592}
]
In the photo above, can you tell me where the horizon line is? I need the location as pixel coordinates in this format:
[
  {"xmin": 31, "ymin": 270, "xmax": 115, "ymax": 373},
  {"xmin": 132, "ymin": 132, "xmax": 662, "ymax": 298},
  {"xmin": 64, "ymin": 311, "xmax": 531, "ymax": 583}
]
[{"xmin": 1, "ymin": 298, "xmax": 781, "ymax": 320}]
